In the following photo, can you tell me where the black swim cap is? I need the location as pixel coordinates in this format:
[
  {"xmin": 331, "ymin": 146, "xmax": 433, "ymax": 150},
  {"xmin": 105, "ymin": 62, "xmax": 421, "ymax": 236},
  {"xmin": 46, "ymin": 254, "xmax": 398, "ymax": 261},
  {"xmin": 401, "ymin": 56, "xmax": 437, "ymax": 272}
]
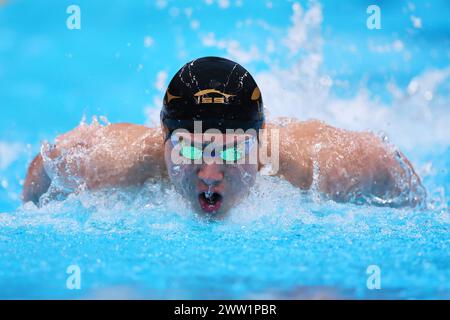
[{"xmin": 161, "ymin": 56, "xmax": 264, "ymax": 139}]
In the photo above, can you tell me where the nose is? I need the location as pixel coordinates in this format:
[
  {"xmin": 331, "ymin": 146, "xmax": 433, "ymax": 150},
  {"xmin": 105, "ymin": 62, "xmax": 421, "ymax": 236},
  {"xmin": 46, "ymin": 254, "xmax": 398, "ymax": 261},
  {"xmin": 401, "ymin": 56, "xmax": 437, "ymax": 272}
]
[{"xmin": 197, "ymin": 164, "xmax": 224, "ymax": 186}]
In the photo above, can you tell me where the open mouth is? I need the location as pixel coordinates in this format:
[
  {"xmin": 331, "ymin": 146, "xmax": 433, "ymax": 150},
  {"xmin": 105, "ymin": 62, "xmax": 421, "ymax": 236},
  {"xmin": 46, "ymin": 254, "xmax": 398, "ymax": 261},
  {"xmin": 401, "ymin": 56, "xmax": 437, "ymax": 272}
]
[{"xmin": 198, "ymin": 192, "xmax": 223, "ymax": 213}]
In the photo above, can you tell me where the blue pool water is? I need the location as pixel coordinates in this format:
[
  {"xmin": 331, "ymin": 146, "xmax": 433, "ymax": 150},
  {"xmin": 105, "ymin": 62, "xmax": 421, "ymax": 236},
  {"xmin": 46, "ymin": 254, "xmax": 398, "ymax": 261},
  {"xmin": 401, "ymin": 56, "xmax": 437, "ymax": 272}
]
[{"xmin": 0, "ymin": 0, "xmax": 449, "ymax": 299}]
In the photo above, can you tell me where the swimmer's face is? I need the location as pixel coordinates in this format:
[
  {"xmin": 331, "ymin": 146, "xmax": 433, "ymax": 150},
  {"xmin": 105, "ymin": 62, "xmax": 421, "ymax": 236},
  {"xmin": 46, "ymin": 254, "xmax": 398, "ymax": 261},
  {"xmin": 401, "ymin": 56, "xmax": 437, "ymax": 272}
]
[{"xmin": 164, "ymin": 132, "xmax": 259, "ymax": 218}]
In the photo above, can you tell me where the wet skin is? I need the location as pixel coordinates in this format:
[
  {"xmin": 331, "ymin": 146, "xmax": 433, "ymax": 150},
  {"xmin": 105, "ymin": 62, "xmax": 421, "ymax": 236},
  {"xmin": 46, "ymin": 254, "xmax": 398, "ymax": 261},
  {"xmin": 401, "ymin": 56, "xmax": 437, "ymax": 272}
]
[
  {"xmin": 164, "ymin": 132, "xmax": 258, "ymax": 216},
  {"xmin": 22, "ymin": 119, "xmax": 426, "ymax": 215}
]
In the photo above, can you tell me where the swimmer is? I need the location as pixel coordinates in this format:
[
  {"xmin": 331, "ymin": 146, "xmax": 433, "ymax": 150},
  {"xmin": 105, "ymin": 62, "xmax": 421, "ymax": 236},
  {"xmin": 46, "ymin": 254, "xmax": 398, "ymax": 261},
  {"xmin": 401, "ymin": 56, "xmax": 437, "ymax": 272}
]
[{"xmin": 22, "ymin": 56, "xmax": 426, "ymax": 215}]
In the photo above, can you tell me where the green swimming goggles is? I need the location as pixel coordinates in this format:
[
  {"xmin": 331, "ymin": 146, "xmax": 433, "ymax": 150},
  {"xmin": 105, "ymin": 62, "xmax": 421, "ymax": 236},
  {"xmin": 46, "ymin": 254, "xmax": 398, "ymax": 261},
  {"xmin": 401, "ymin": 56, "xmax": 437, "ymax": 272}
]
[{"xmin": 170, "ymin": 134, "xmax": 257, "ymax": 162}]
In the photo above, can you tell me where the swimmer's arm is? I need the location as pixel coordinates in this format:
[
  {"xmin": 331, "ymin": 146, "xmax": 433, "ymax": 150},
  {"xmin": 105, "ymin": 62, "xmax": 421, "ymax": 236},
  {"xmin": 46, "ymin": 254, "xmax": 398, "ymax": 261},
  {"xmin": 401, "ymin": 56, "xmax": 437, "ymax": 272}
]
[
  {"xmin": 318, "ymin": 132, "xmax": 426, "ymax": 207},
  {"xmin": 22, "ymin": 123, "xmax": 166, "ymax": 204},
  {"xmin": 276, "ymin": 120, "xmax": 426, "ymax": 207},
  {"xmin": 22, "ymin": 154, "xmax": 51, "ymax": 204}
]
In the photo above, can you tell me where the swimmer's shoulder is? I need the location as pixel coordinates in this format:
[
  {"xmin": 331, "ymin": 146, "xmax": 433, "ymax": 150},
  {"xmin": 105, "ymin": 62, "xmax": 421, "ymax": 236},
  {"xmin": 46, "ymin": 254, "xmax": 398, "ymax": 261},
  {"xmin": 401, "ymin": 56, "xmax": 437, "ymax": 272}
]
[
  {"xmin": 266, "ymin": 118, "xmax": 334, "ymax": 140},
  {"xmin": 56, "ymin": 123, "xmax": 159, "ymax": 145},
  {"xmin": 103, "ymin": 123, "xmax": 163, "ymax": 141},
  {"xmin": 106, "ymin": 123, "xmax": 160, "ymax": 134},
  {"xmin": 102, "ymin": 123, "xmax": 165, "ymax": 158}
]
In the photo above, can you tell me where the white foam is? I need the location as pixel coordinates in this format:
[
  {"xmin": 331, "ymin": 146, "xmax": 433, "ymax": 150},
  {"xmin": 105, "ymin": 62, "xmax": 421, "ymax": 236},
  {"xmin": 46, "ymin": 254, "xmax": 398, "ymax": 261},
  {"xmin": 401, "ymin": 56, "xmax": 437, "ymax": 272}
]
[{"xmin": 0, "ymin": 141, "xmax": 25, "ymax": 170}]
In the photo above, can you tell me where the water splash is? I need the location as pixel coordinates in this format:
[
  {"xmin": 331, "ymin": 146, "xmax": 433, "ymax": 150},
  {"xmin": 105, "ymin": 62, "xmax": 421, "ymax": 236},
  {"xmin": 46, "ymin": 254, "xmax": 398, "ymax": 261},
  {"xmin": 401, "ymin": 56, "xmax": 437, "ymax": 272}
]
[{"xmin": 1, "ymin": 0, "xmax": 449, "ymax": 299}]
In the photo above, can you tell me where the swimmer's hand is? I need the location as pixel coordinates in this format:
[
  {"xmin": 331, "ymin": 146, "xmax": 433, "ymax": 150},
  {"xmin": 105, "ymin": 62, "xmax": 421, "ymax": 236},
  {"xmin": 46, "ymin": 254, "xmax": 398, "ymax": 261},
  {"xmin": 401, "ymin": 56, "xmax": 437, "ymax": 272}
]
[
  {"xmin": 275, "ymin": 119, "xmax": 426, "ymax": 207},
  {"xmin": 23, "ymin": 123, "xmax": 166, "ymax": 204}
]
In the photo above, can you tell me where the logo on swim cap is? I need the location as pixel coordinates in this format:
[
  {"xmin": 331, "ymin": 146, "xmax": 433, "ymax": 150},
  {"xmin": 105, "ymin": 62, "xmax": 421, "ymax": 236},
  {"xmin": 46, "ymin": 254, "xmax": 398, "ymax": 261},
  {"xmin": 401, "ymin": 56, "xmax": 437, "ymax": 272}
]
[{"xmin": 193, "ymin": 89, "xmax": 236, "ymax": 105}]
